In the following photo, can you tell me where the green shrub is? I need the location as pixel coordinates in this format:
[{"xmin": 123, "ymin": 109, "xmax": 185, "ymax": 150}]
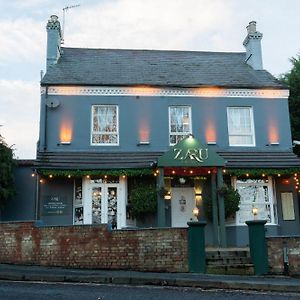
[
  {"xmin": 128, "ymin": 184, "xmax": 157, "ymax": 218},
  {"xmin": 204, "ymin": 185, "xmax": 240, "ymax": 221}
]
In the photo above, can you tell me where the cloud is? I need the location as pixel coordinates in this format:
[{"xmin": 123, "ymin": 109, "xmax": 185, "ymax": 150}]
[
  {"xmin": 64, "ymin": 0, "xmax": 234, "ymax": 51},
  {"xmin": 0, "ymin": 80, "xmax": 40, "ymax": 159},
  {"xmin": 0, "ymin": 18, "xmax": 45, "ymax": 65}
]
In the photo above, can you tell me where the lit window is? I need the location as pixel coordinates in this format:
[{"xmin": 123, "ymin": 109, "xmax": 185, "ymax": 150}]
[
  {"xmin": 91, "ymin": 105, "xmax": 119, "ymax": 145},
  {"xmin": 227, "ymin": 107, "xmax": 255, "ymax": 146},
  {"xmin": 169, "ymin": 106, "xmax": 192, "ymax": 145}
]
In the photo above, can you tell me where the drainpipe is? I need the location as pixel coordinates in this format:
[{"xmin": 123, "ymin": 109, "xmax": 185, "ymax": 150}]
[{"xmin": 43, "ymin": 86, "xmax": 48, "ymax": 151}]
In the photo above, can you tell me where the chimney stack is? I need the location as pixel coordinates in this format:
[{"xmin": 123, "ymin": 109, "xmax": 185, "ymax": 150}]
[
  {"xmin": 46, "ymin": 15, "xmax": 62, "ymax": 70},
  {"xmin": 243, "ymin": 21, "xmax": 263, "ymax": 70}
]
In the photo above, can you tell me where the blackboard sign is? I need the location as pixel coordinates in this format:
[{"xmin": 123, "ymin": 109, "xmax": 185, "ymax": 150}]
[{"xmin": 42, "ymin": 195, "xmax": 69, "ymax": 216}]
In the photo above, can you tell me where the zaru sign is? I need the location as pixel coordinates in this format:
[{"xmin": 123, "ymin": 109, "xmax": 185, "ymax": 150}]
[
  {"xmin": 173, "ymin": 148, "xmax": 208, "ymax": 162},
  {"xmin": 157, "ymin": 136, "xmax": 225, "ymax": 167}
]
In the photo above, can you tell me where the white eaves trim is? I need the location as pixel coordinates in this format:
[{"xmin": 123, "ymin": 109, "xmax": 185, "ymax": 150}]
[{"xmin": 41, "ymin": 86, "xmax": 289, "ymax": 99}]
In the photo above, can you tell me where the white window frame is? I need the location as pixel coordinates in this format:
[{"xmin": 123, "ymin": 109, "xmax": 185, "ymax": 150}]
[
  {"xmin": 91, "ymin": 105, "xmax": 119, "ymax": 146},
  {"xmin": 169, "ymin": 106, "xmax": 192, "ymax": 146},
  {"xmin": 232, "ymin": 176, "xmax": 277, "ymax": 225},
  {"xmin": 227, "ymin": 106, "xmax": 255, "ymax": 147}
]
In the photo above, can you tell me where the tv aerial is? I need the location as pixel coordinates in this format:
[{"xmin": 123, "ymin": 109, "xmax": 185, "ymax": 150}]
[{"xmin": 62, "ymin": 4, "xmax": 80, "ymax": 44}]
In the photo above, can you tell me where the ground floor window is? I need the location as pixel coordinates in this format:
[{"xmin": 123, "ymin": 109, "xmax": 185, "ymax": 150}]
[{"xmin": 233, "ymin": 177, "xmax": 277, "ymax": 225}]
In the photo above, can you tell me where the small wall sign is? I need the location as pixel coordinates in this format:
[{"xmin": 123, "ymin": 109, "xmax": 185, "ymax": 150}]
[{"xmin": 42, "ymin": 195, "xmax": 69, "ymax": 216}]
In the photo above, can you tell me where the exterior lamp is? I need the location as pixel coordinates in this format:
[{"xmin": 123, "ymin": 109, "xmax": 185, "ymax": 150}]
[
  {"xmin": 192, "ymin": 207, "xmax": 199, "ymax": 217},
  {"xmin": 164, "ymin": 191, "xmax": 171, "ymax": 200},
  {"xmin": 252, "ymin": 207, "xmax": 258, "ymax": 219},
  {"xmin": 195, "ymin": 192, "xmax": 202, "ymax": 205}
]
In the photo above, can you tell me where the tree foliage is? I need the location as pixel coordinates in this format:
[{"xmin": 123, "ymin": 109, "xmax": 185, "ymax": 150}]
[
  {"xmin": 0, "ymin": 134, "xmax": 15, "ymax": 208},
  {"xmin": 281, "ymin": 54, "xmax": 300, "ymax": 141}
]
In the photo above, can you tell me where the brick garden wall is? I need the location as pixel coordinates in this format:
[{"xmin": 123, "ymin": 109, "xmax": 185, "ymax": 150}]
[
  {"xmin": 267, "ymin": 236, "xmax": 300, "ymax": 275},
  {"xmin": 0, "ymin": 222, "xmax": 188, "ymax": 272}
]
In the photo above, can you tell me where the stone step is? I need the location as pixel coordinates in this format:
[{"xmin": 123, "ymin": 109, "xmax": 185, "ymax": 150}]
[
  {"xmin": 206, "ymin": 257, "xmax": 252, "ymax": 265},
  {"xmin": 205, "ymin": 247, "xmax": 254, "ymax": 275},
  {"xmin": 207, "ymin": 264, "xmax": 254, "ymax": 275}
]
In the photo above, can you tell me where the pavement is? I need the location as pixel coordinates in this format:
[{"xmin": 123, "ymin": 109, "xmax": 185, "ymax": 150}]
[{"xmin": 0, "ymin": 264, "xmax": 299, "ymax": 293}]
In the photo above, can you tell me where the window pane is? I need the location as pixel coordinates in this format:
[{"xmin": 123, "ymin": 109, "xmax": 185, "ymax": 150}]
[
  {"xmin": 169, "ymin": 106, "xmax": 191, "ymax": 144},
  {"xmin": 92, "ymin": 105, "xmax": 118, "ymax": 145},
  {"xmin": 227, "ymin": 107, "xmax": 254, "ymax": 146}
]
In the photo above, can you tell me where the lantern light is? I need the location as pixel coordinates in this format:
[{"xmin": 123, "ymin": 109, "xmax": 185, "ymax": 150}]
[
  {"xmin": 192, "ymin": 207, "xmax": 199, "ymax": 217},
  {"xmin": 252, "ymin": 207, "xmax": 258, "ymax": 217}
]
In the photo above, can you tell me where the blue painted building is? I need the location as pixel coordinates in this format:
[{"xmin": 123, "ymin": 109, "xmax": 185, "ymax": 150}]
[{"xmin": 7, "ymin": 16, "xmax": 300, "ymax": 246}]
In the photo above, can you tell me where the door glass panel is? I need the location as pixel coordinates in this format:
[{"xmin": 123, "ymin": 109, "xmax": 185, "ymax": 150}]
[
  {"xmin": 107, "ymin": 187, "xmax": 118, "ymax": 229},
  {"xmin": 92, "ymin": 187, "xmax": 102, "ymax": 224}
]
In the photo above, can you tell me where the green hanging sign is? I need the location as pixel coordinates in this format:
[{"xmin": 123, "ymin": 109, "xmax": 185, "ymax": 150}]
[{"xmin": 157, "ymin": 136, "xmax": 225, "ymax": 167}]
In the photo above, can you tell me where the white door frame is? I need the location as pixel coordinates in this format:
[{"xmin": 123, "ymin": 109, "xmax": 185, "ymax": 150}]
[{"xmin": 82, "ymin": 176, "xmax": 126, "ymax": 229}]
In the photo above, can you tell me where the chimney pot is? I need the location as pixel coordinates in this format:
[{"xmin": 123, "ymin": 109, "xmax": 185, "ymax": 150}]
[
  {"xmin": 247, "ymin": 21, "xmax": 257, "ymax": 34},
  {"xmin": 50, "ymin": 15, "xmax": 58, "ymax": 22}
]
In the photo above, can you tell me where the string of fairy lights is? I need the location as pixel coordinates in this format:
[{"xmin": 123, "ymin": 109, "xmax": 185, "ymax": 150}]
[{"xmin": 31, "ymin": 168, "xmax": 300, "ymax": 192}]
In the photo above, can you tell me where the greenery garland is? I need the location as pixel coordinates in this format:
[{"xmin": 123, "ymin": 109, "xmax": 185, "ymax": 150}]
[
  {"xmin": 226, "ymin": 168, "xmax": 300, "ymax": 177},
  {"xmin": 39, "ymin": 168, "xmax": 154, "ymax": 177}
]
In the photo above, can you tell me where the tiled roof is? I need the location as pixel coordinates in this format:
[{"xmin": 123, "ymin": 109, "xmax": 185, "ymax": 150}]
[
  {"xmin": 35, "ymin": 151, "xmax": 300, "ymax": 170},
  {"xmin": 41, "ymin": 48, "xmax": 285, "ymax": 89}
]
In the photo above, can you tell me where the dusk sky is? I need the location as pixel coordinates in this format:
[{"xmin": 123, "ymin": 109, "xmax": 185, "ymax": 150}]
[{"xmin": 0, "ymin": 0, "xmax": 299, "ymax": 159}]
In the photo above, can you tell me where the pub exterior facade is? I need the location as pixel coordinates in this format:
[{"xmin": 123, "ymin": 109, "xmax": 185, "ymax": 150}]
[{"xmin": 4, "ymin": 16, "xmax": 300, "ymax": 247}]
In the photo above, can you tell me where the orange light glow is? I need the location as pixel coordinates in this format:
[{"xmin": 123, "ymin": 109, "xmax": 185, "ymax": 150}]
[
  {"xmin": 193, "ymin": 87, "xmax": 223, "ymax": 97},
  {"xmin": 138, "ymin": 117, "xmax": 150, "ymax": 143},
  {"xmin": 205, "ymin": 120, "xmax": 217, "ymax": 143},
  {"xmin": 60, "ymin": 120, "xmax": 73, "ymax": 144},
  {"xmin": 268, "ymin": 120, "xmax": 279, "ymax": 144}
]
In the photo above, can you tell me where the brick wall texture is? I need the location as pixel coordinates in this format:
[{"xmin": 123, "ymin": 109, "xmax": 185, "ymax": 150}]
[
  {"xmin": 0, "ymin": 222, "xmax": 188, "ymax": 272},
  {"xmin": 267, "ymin": 236, "xmax": 300, "ymax": 275}
]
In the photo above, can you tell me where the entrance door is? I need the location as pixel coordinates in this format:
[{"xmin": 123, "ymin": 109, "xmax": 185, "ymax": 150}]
[
  {"xmin": 171, "ymin": 187, "xmax": 195, "ymax": 227},
  {"xmin": 89, "ymin": 183, "xmax": 120, "ymax": 228}
]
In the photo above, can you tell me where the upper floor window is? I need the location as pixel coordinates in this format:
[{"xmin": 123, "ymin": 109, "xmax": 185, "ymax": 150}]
[
  {"xmin": 169, "ymin": 106, "xmax": 192, "ymax": 145},
  {"xmin": 227, "ymin": 107, "xmax": 255, "ymax": 146},
  {"xmin": 91, "ymin": 105, "xmax": 119, "ymax": 145}
]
